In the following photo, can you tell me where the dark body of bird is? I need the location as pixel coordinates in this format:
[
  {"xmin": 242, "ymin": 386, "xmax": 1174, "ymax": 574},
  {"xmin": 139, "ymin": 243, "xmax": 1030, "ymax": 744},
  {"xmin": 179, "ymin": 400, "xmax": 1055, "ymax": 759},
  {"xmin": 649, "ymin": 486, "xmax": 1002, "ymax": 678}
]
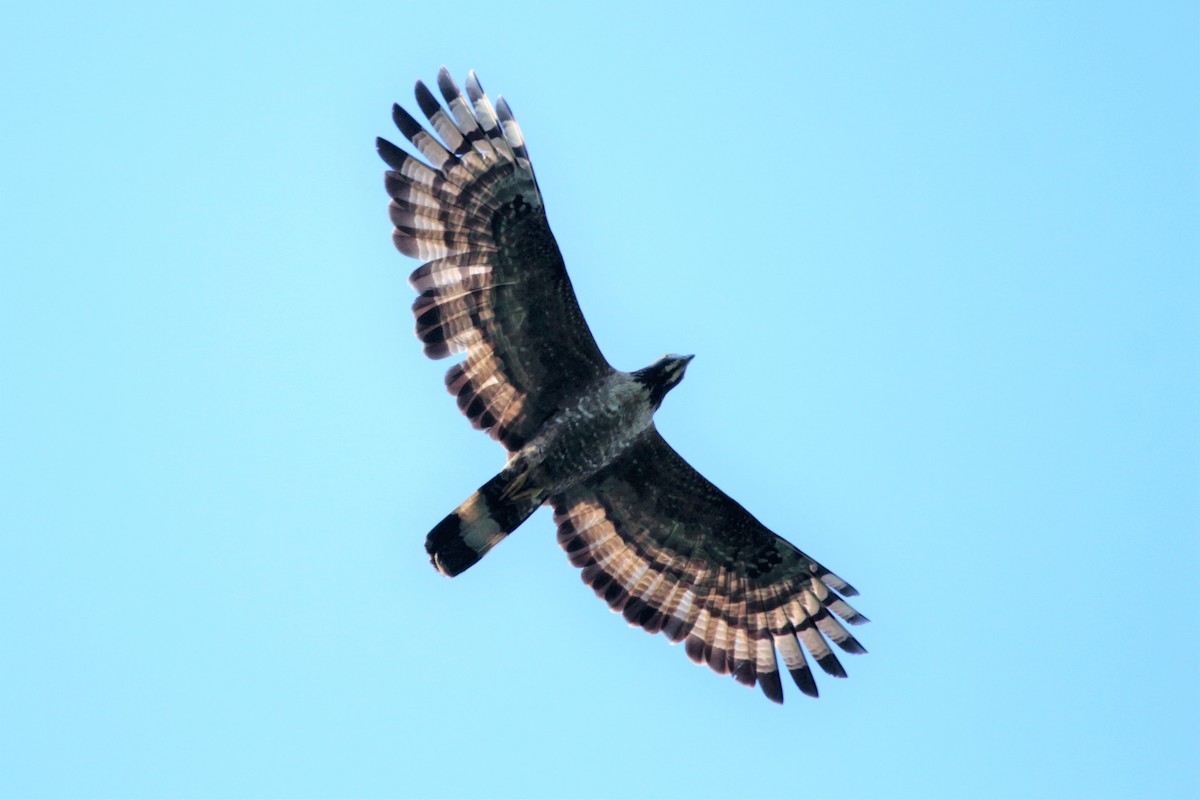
[{"xmin": 378, "ymin": 68, "xmax": 868, "ymax": 704}]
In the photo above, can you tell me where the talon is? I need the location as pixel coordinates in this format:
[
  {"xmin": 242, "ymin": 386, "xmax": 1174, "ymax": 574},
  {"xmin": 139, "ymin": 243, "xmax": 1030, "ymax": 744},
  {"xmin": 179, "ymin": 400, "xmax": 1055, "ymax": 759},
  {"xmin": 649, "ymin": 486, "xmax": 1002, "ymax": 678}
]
[{"xmin": 498, "ymin": 469, "xmax": 529, "ymax": 501}]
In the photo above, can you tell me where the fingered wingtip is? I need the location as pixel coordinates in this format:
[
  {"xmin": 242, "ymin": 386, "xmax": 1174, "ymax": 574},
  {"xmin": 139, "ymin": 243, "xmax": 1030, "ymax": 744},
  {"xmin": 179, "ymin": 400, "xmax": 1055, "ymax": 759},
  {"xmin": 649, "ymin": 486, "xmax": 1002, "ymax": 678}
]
[
  {"xmin": 436, "ymin": 67, "xmax": 458, "ymax": 97},
  {"xmin": 817, "ymin": 652, "xmax": 848, "ymax": 678},
  {"xmin": 376, "ymin": 136, "xmax": 407, "ymax": 169},
  {"xmin": 758, "ymin": 670, "xmax": 785, "ymax": 704},
  {"xmin": 496, "ymin": 95, "xmax": 514, "ymax": 121},
  {"xmin": 839, "ymin": 638, "xmax": 869, "ymax": 656},
  {"xmin": 466, "ymin": 70, "xmax": 485, "ymax": 101},
  {"xmin": 789, "ymin": 666, "xmax": 819, "ymax": 698},
  {"xmin": 391, "ymin": 103, "xmax": 422, "ymax": 138}
]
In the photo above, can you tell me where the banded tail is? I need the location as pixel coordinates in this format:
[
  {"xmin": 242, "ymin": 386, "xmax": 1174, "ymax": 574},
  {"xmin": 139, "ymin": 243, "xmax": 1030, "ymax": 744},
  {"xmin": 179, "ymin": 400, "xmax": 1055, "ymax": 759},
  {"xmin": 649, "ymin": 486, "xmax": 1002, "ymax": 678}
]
[{"xmin": 426, "ymin": 469, "xmax": 546, "ymax": 577}]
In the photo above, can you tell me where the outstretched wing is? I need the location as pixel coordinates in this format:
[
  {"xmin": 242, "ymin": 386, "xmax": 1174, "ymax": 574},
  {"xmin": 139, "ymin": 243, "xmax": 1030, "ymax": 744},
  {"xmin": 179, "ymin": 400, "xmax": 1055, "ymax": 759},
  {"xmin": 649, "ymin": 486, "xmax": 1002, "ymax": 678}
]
[
  {"xmin": 551, "ymin": 430, "xmax": 868, "ymax": 704},
  {"xmin": 378, "ymin": 68, "xmax": 612, "ymax": 451}
]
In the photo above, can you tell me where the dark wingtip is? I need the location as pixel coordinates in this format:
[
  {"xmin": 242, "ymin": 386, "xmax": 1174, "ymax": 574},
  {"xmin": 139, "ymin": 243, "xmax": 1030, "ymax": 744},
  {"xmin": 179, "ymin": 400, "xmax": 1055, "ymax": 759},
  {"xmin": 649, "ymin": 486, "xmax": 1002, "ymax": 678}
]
[
  {"xmin": 377, "ymin": 137, "xmax": 408, "ymax": 170},
  {"xmin": 817, "ymin": 652, "xmax": 848, "ymax": 678},
  {"xmin": 620, "ymin": 596, "xmax": 647, "ymax": 626},
  {"xmin": 838, "ymin": 636, "xmax": 869, "ymax": 655},
  {"xmin": 789, "ymin": 666, "xmax": 819, "ymax": 698},
  {"xmin": 495, "ymin": 95, "xmax": 514, "ymax": 122},
  {"xmin": 589, "ymin": 570, "xmax": 614, "ymax": 596},
  {"xmin": 437, "ymin": 67, "xmax": 459, "ymax": 100},
  {"xmin": 759, "ymin": 670, "xmax": 784, "ymax": 704},
  {"xmin": 414, "ymin": 80, "xmax": 442, "ymax": 120},
  {"xmin": 661, "ymin": 615, "xmax": 687, "ymax": 643},
  {"xmin": 733, "ymin": 660, "xmax": 757, "ymax": 687},
  {"xmin": 603, "ymin": 580, "xmax": 627, "ymax": 611},
  {"xmin": 392, "ymin": 102, "xmax": 424, "ymax": 140},
  {"xmin": 465, "ymin": 70, "xmax": 485, "ymax": 102},
  {"xmin": 636, "ymin": 604, "xmax": 664, "ymax": 634},
  {"xmin": 706, "ymin": 645, "xmax": 730, "ymax": 676}
]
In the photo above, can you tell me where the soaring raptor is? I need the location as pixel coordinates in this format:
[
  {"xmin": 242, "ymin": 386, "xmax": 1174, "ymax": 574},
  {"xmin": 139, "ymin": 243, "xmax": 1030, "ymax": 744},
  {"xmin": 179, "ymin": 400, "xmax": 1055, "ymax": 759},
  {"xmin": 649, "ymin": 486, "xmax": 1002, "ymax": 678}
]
[{"xmin": 378, "ymin": 68, "xmax": 868, "ymax": 703}]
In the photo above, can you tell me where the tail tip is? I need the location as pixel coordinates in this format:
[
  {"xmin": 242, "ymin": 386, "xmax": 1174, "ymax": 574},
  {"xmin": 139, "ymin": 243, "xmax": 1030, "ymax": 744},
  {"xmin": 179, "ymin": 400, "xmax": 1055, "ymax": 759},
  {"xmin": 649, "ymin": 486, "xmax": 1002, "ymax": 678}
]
[{"xmin": 425, "ymin": 512, "xmax": 484, "ymax": 577}]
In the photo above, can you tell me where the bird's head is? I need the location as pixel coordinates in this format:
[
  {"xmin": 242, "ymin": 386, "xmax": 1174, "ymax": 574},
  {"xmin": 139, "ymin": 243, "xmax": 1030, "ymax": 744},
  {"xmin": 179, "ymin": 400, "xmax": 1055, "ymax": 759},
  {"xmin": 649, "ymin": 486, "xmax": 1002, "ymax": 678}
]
[{"xmin": 634, "ymin": 353, "xmax": 694, "ymax": 409}]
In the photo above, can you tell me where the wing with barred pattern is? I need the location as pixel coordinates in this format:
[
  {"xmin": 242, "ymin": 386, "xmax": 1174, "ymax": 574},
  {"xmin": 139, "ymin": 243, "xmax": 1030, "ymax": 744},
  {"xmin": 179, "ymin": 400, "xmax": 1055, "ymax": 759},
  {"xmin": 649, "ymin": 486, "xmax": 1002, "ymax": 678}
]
[
  {"xmin": 551, "ymin": 429, "xmax": 868, "ymax": 703},
  {"xmin": 377, "ymin": 68, "xmax": 612, "ymax": 451}
]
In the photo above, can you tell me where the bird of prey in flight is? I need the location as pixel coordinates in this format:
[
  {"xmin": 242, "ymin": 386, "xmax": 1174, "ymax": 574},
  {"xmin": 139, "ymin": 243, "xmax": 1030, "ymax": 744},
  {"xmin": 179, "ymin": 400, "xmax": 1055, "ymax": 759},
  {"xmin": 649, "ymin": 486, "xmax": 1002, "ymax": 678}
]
[{"xmin": 377, "ymin": 67, "xmax": 867, "ymax": 703}]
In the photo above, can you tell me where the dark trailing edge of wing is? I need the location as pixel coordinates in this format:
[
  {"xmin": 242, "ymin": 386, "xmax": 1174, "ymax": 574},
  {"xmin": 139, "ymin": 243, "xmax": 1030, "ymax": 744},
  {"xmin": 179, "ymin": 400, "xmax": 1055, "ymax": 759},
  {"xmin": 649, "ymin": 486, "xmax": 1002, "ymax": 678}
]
[
  {"xmin": 379, "ymin": 67, "xmax": 614, "ymax": 453},
  {"xmin": 550, "ymin": 431, "xmax": 869, "ymax": 704}
]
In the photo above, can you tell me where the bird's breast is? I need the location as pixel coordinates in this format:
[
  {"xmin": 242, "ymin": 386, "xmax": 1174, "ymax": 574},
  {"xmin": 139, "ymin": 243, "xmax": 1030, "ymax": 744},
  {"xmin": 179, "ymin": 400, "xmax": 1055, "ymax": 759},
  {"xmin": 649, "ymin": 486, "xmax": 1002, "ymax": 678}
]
[{"xmin": 517, "ymin": 373, "xmax": 654, "ymax": 494}]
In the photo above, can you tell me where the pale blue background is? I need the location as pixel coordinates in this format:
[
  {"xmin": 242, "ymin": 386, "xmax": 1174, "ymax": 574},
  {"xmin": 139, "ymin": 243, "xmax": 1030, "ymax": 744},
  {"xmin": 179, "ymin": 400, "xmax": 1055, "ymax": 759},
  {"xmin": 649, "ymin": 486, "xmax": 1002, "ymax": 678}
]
[{"xmin": 2, "ymin": 2, "xmax": 1197, "ymax": 798}]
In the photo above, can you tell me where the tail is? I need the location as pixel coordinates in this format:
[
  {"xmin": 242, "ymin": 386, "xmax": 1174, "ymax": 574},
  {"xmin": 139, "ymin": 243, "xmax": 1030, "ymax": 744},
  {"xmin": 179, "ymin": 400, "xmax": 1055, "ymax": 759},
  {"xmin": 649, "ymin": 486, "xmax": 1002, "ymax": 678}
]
[{"xmin": 425, "ymin": 469, "xmax": 546, "ymax": 577}]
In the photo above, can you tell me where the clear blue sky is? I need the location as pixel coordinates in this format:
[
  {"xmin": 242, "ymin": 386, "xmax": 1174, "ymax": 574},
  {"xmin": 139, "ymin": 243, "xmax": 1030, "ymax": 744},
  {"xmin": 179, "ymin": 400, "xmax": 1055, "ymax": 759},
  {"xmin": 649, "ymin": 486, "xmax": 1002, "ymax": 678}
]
[{"xmin": 2, "ymin": 2, "xmax": 1197, "ymax": 798}]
